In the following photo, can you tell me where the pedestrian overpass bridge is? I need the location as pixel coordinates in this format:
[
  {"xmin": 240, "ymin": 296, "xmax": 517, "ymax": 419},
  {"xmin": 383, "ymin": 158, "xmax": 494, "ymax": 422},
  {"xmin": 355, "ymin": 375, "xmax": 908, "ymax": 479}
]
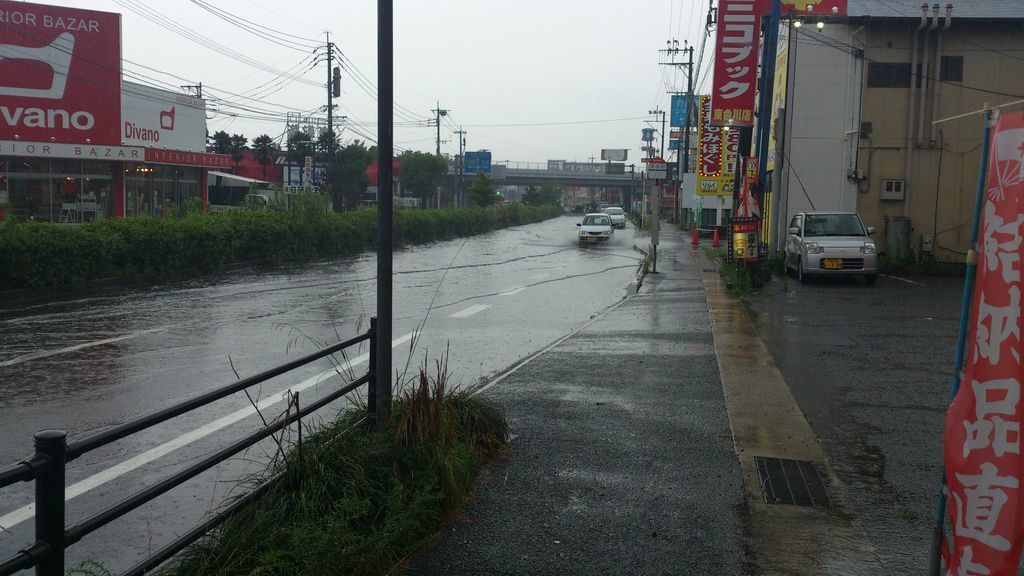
[{"xmin": 447, "ymin": 161, "xmax": 638, "ymax": 190}]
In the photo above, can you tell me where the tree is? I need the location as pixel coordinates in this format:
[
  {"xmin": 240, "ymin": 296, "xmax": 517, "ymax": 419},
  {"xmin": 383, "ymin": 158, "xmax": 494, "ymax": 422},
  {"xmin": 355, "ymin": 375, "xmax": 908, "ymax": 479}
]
[
  {"xmin": 228, "ymin": 134, "xmax": 248, "ymax": 171},
  {"xmin": 251, "ymin": 134, "xmax": 279, "ymax": 180},
  {"xmin": 398, "ymin": 151, "xmax": 449, "ymax": 205},
  {"xmin": 210, "ymin": 130, "xmax": 232, "ymax": 154},
  {"xmin": 522, "ymin": 185, "xmax": 542, "ymax": 206},
  {"xmin": 287, "ymin": 131, "xmax": 315, "ymax": 185},
  {"xmin": 468, "ymin": 173, "xmax": 498, "ymax": 207},
  {"xmin": 326, "ymin": 140, "xmax": 375, "ymax": 211},
  {"xmin": 539, "ymin": 183, "xmax": 562, "ymax": 206},
  {"xmin": 317, "ymin": 129, "xmax": 339, "ymax": 155}
]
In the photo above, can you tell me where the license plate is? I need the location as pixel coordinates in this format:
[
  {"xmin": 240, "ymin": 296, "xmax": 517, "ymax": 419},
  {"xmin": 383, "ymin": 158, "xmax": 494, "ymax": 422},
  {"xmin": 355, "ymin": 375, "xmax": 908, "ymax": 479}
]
[
  {"xmin": 824, "ymin": 258, "xmax": 843, "ymax": 270},
  {"xmin": 587, "ymin": 237, "xmax": 599, "ymax": 243}
]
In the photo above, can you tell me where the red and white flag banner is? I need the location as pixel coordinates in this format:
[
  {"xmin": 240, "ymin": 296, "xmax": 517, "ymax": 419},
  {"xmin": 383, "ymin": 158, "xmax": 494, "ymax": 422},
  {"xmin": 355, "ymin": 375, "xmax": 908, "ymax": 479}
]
[
  {"xmin": 944, "ymin": 110, "xmax": 1024, "ymax": 576},
  {"xmin": 710, "ymin": 0, "xmax": 759, "ymax": 127}
]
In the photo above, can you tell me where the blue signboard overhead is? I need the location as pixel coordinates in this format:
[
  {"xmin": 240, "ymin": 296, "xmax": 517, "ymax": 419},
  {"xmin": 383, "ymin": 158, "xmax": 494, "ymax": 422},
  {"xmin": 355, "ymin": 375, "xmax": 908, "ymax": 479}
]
[
  {"xmin": 465, "ymin": 150, "xmax": 492, "ymax": 175},
  {"xmin": 671, "ymin": 94, "xmax": 690, "ymax": 127}
]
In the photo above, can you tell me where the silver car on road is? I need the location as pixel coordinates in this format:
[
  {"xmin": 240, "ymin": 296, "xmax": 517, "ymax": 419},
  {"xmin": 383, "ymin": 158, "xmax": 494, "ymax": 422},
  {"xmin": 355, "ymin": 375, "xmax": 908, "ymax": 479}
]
[{"xmin": 785, "ymin": 211, "xmax": 878, "ymax": 285}]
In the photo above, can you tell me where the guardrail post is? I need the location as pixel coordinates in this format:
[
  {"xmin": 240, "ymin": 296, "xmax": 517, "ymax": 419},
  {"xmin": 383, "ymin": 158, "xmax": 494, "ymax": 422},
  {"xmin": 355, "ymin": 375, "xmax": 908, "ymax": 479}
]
[
  {"xmin": 367, "ymin": 317, "xmax": 378, "ymax": 422},
  {"xmin": 34, "ymin": 430, "xmax": 66, "ymax": 576}
]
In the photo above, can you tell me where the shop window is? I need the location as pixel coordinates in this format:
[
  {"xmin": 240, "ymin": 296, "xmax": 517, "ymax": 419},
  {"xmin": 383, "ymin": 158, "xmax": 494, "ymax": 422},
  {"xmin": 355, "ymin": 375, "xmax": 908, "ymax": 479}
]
[
  {"xmin": 940, "ymin": 56, "xmax": 963, "ymax": 82},
  {"xmin": 8, "ymin": 158, "xmax": 48, "ymax": 174},
  {"xmin": 867, "ymin": 62, "xmax": 911, "ymax": 88}
]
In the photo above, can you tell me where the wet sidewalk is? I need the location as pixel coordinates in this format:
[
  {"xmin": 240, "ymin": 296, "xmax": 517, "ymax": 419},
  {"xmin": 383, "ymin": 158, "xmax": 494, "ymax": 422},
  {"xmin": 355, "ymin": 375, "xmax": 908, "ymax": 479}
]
[{"xmin": 408, "ymin": 226, "xmax": 753, "ymax": 575}]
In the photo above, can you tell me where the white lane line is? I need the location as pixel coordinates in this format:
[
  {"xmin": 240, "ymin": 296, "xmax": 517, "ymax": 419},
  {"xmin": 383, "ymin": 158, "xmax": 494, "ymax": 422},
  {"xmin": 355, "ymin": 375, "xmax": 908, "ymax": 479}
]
[
  {"xmin": 0, "ymin": 331, "xmax": 415, "ymax": 532},
  {"xmin": 449, "ymin": 304, "xmax": 491, "ymax": 319},
  {"xmin": 499, "ymin": 286, "xmax": 526, "ymax": 296},
  {"xmin": 0, "ymin": 328, "xmax": 168, "ymax": 368},
  {"xmin": 880, "ymin": 274, "xmax": 926, "ymax": 286}
]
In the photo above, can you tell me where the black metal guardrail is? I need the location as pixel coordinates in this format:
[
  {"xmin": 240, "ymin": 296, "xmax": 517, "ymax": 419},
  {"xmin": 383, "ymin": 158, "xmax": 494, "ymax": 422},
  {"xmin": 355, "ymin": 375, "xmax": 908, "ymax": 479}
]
[{"xmin": 0, "ymin": 317, "xmax": 380, "ymax": 576}]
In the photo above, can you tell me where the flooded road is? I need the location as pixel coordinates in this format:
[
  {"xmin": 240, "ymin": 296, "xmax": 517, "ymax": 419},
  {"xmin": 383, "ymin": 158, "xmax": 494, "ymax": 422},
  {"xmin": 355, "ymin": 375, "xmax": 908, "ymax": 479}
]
[
  {"xmin": 0, "ymin": 215, "xmax": 643, "ymax": 571},
  {"xmin": 743, "ymin": 272, "xmax": 963, "ymax": 574}
]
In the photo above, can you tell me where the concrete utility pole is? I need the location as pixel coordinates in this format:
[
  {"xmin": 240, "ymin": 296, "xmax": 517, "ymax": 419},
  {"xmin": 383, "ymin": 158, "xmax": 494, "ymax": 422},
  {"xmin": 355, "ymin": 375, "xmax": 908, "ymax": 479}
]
[
  {"xmin": 432, "ymin": 103, "xmax": 448, "ymax": 156},
  {"xmin": 455, "ymin": 127, "xmax": 466, "ymax": 207},
  {"xmin": 326, "ymin": 33, "xmax": 335, "ymax": 143},
  {"xmin": 648, "ymin": 108, "xmax": 666, "ymax": 158},
  {"xmin": 660, "ymin": 39, "xmax": 695, "ymax": 223}
]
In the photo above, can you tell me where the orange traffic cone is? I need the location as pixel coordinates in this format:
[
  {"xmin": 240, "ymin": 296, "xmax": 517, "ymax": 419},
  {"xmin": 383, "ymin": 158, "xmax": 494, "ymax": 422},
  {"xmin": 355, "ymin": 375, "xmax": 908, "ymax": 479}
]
[
  {"xmin": 691, "ymin": 226, "xmax": 700, "ymax": 246},
  {"xmin": 712, "ymin": 227, "xmax": 721, "ymax": 248}
]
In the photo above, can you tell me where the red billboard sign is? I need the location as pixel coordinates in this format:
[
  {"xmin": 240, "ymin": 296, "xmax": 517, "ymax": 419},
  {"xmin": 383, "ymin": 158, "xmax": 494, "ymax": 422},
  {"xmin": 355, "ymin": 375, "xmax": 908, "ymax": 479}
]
[
  {"xmin": 0, "ymin": 1, "xmax": 122, "ymax": 146},
  {"xmin": 711, "ymin": 0, "xmax": 758, "ymax": 127},
  {"xmin": 943, "ymin": 110, "xmax": 1024, "ymax": 575}
]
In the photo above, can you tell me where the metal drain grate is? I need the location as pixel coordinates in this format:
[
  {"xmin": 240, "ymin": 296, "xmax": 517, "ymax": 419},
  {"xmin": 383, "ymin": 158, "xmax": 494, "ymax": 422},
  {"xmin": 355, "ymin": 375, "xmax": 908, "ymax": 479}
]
[{"xmin": 753, "ymin": 456, "xmax": 833, "ymax": 508}]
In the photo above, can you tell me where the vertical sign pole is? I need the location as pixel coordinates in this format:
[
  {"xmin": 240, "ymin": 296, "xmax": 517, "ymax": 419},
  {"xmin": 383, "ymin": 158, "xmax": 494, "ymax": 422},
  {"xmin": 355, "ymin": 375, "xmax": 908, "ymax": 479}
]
[
  {"xmin": 927, "ymin": 105, "xmax": 994, "ymax": 576},
  {"xmin": 375, "ymin": 0, "xmax": 394, "ymax": 434}
]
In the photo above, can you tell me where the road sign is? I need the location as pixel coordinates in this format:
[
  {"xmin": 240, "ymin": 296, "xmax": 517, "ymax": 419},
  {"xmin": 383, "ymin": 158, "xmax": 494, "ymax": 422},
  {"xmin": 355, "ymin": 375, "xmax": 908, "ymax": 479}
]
[
  {"xmin": 464, "ymin": 150, "xmax": 492, "ymax": 174},
  {"xmin": 647, "ymin": 157, "xmax": 667, "ymax": 180}
]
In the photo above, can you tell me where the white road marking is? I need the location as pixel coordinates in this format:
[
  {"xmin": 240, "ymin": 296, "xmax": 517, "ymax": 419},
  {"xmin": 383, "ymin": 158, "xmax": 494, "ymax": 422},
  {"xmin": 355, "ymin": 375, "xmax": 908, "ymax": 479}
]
[
  {"xmin": 0, "ymin": 328, "xmax": 168, "ymax": 368},
  {"xmin": 880, "ymin": 274, "xmax": 925, "ymax": 286},
  {"xmin": 499, "ymin": 286, "xmax": 526, "ymax": 296},
  {"xmin": 0, "ymin": 331, "xmax": 415, "ymax": 532},
  {"xmin": 450, "ymin": 304, "xmax": 490, "ymax": 319}
]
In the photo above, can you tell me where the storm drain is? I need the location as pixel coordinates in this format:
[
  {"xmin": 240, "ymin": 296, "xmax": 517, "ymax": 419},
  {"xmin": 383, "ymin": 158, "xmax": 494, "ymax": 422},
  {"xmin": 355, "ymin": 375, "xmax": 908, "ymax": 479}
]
[{"xmin": 753, "ymin": 456, "xmax": 833, "ymax": 508}]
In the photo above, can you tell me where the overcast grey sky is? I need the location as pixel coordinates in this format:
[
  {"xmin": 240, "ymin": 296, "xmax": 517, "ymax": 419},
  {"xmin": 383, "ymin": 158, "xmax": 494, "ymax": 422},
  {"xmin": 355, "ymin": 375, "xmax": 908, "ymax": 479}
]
[{"xmin": 46, "ymin": 0, "xmax": 714, "ymax": 163}]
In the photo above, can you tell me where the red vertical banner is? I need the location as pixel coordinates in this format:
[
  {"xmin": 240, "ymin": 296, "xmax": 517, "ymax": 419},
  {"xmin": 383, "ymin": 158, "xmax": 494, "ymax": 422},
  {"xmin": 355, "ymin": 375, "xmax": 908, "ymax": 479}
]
[
  {"xmin": 944, "ymin": 110, "xmax": 1024, "ymax": 576},
  {"xmin": 711, "ymin": 0, "xmax": 759, "ymax": 127}
]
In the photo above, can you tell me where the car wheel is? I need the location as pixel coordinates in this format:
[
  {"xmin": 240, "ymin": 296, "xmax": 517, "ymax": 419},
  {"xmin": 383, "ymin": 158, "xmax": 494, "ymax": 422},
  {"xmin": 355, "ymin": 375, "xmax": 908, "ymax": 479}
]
[
  {"xmin": 797, "ymin": 259, "xmax": 808, "ymax": 284},
  {"xmin": 865, "ymin": 274, "xmax": 878, "ymax": 286}
]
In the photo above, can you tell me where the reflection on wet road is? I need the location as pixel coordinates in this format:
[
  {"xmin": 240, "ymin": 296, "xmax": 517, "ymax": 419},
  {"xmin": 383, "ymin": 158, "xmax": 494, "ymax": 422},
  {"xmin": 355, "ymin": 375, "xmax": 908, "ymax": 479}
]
[
  {"xmin": 0, "ymin": 215, "xmax": 641, "ymax": 570},
  {"xmin": 744, "ymin": 273, "xmax": 963, "ymax": 574}
]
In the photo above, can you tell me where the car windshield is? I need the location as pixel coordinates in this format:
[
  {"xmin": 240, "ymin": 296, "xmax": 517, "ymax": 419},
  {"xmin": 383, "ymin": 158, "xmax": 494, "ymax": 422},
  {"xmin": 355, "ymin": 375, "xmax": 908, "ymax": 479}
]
[
  {"xmin": 803, "ymin": 214, "xmax": 866, "ymax": 237},
  {"xmin": 605, "ymin": 208, "xmax": 623, "ymax": 215},
  {"xmin": 583, "ymin": 215, "xmax": 611, "ymax": 226}
]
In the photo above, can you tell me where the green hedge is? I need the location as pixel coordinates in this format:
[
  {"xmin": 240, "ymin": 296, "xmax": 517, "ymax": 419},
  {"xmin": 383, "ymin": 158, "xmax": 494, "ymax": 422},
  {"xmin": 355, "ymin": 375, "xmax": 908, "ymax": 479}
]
[{"xmin": 0, "ymin": 204, "xmax": 563, "ymax": 290}]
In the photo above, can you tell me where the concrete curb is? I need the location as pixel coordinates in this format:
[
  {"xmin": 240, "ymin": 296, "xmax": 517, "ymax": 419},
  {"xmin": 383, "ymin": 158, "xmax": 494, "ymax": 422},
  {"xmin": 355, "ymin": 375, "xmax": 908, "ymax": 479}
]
[{"xmin": 695, "ymin": 248, "xmax": 884, "ymax": 574}]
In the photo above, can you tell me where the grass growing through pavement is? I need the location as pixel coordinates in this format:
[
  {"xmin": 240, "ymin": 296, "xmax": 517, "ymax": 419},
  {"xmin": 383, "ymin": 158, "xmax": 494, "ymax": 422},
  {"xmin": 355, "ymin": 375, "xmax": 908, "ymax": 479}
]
[{"xmin": 157, "ymin": 357, "xmax": 508, "ymax": 576}]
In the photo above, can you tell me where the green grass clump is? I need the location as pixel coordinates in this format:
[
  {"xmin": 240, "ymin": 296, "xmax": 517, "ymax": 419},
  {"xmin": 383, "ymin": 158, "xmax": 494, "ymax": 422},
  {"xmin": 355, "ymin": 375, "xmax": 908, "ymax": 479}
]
[{"xmin": 158, "ymin": 359, "xmax": 508, "ymax": 576}]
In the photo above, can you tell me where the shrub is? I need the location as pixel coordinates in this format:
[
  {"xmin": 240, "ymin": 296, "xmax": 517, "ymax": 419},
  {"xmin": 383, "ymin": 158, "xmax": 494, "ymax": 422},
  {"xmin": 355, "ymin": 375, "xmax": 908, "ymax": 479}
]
[{"xmin": 0, "ymin": 205, "xmax": 562, "ymax": 290}]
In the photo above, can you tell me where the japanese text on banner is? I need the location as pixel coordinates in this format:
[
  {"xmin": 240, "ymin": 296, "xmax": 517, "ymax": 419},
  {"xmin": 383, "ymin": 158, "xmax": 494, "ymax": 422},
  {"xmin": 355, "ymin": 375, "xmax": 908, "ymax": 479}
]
[{"xmin": 943, "ymin": 111, "xmax": 1024, "ymax": 576}]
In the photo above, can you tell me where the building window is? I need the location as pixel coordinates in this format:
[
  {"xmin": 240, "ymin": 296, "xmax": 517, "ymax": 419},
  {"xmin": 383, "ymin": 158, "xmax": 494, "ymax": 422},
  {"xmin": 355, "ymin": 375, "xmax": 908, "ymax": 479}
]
[
  {"xmin": 867, "ymin": 62, "xmax": 912, "ymax": 88},
  {"xmin": 941, "ymin": 55, "xmax": 963, "ymax": 82}
]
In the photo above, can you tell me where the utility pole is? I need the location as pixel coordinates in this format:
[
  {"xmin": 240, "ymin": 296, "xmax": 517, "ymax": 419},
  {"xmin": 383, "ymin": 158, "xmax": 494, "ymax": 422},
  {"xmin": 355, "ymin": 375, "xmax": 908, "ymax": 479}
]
[
  {"xmin": 648, "ymin": 108, "xmax": 666, "ymax": 158},
  {"xmin": 660, "ymin": 39, "xmax": 695, "ymax": 224},
  {"xmin": 455, "ymin": 127, "xmax": 466, "ymax": 207},
  {"xmin": 432, "ymin": 102, "xmax": 448, "ymax": 156},
  {"xmin": 326, "ymin": 34, "xmax": 341, "ymax": 148}
]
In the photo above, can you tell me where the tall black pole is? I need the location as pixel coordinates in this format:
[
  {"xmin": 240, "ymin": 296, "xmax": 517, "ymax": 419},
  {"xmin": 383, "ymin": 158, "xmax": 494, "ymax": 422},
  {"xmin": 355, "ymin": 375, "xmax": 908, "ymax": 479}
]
[
  {"xmin": 375, "ymin": 0, "xmax": 393, "ymax": 433},
  {"xmin": 682, "ymin": 46, "xmax": 694, "ymax": 225},
  {"xmin": 756, "ymin": 0, "xmax": 782, "ymax": 207},
  {"xmin": 326, "ymin": 32, "xmax": 333, "ymax": 140}
]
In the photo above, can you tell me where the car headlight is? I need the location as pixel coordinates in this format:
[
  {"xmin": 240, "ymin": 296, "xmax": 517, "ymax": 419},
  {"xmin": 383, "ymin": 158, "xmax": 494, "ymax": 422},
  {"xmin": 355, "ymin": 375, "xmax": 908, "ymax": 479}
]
[
  {"xmin": 861, "ymin": 243, "xmax": 876, "ymax": 254},
  {"xmin": 805, "ymin": 242, "xmax": 823, "ymax": 254}
]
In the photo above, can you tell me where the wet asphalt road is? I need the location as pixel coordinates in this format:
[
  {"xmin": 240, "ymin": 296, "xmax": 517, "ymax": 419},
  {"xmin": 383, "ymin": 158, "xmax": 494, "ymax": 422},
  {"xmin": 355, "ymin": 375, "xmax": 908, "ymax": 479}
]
[
  {"xmin": 743, "ymin": 271, "xmax": 963, "ymax": 574},
  {"xmin": 0, "ymin": 215, "xmax": 642, "ymax": 572}
]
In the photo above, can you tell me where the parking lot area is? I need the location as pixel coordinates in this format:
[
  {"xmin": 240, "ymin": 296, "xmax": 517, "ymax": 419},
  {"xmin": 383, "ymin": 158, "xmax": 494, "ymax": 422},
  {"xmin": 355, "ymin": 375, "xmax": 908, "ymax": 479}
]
[{"xmin": 743, "ymin": 272, "xmax": 964, "ymax": 573}]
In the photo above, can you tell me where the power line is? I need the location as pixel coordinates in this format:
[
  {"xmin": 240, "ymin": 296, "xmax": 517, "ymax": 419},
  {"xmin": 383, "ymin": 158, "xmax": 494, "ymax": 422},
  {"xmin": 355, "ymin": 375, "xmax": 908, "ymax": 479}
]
[{"xmin": 460, "ymin": 116, "xmax": 649, "ymax": 128}]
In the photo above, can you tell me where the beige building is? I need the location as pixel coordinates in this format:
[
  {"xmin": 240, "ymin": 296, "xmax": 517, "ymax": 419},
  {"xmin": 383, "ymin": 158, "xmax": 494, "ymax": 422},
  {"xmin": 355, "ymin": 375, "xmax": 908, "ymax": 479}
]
[{"xmin": 775, "ymin": 0, "xmax": 1024, "ymax": 263}]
